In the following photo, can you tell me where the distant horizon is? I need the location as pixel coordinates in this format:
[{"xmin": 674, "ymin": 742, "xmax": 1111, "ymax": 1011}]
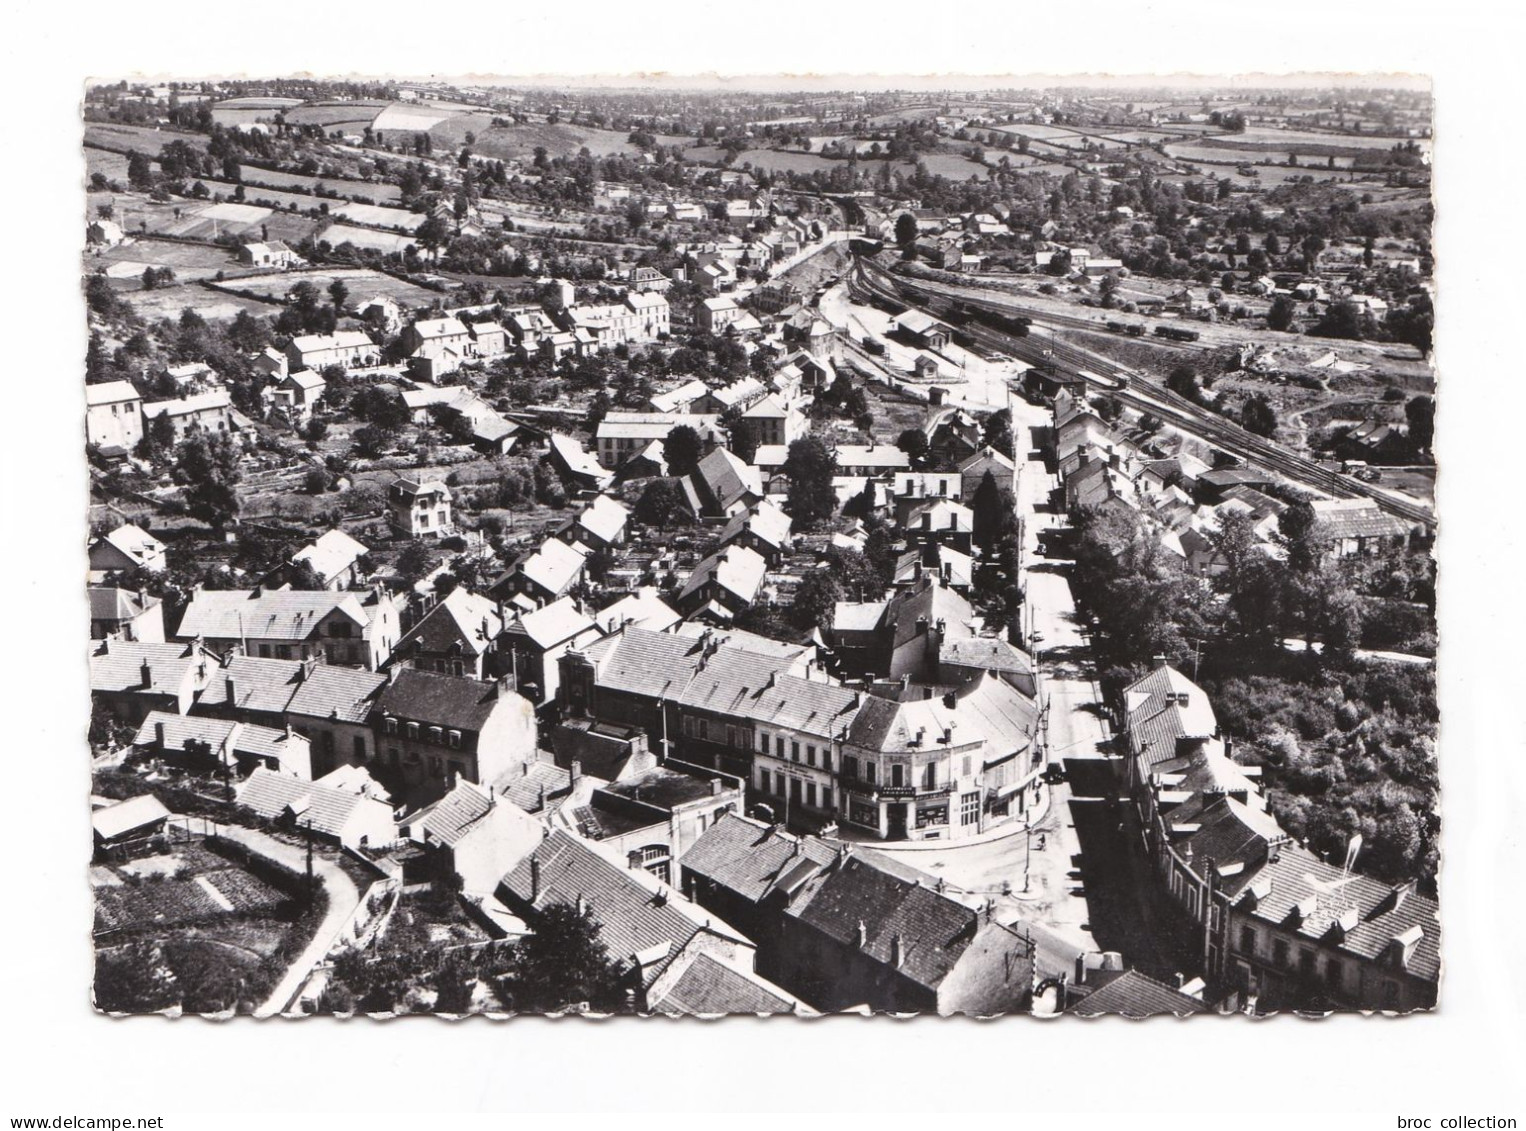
[{"xmin": 91, "ymin": 71, "xmax": 1431, "ymax": 96}]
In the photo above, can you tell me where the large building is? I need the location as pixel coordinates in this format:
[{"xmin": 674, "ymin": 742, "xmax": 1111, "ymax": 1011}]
[{"xmin": 85, "ymin": 381, "xmax": 144, "ymax": 454}]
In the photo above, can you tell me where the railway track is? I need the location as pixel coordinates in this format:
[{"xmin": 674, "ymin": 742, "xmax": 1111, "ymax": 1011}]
[{"xmin": 850, "ymin": 259, "xmax": 1436, "ymax": 529}]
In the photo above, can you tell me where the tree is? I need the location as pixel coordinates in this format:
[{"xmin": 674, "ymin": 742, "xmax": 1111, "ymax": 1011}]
[
  {"xmin": 393, "ymin": 540, "xmax": 435, "ymax": 588},
  {"xmin": 352, "ymin": 424, "xmax": 398, "ymax": 459},
  {"xmin": 1277, "ymin": 500, "xmax": 1323, "ymax": 574},
  {"xmin": 328, "ymin": 279, "xmax": 349, "ymax": 315},
  {"xmin": 633, "ymin": 478, "xmax": 690, "ymax": 528},
  {"xmin": 664, "ymin": 424, "xmax": 704, "ymax": 478},
  {"xmin": 1309, "ymin": 301, "xmax": 1367, "ymax": 341},
  {"xmin": 894, "ymin": 211, "xmax": 919, "ymax": 248},
  {"xmin": 895, "ymin": 427, "xmax": 929, "ymax": 464},
  {"xmin": 1267, "ymin": 295, "xmax": 1297, "ymax": 332},
  {"xmin": 126, "ymin": 150, "xmax": 155, "ymax": 190},
  {"xmin": 172, "ymin": 430, "xmax": 242, "ymax": 530},
  {"xmin": 783, "ymin": 437, "xmax": 838, "ymax": 528},
  {"xmin": 1405, "ymin": 395, "xmax": 1434, "ymax": 456},
  {"xmin": 970, "ymin": 470, "xmax": 1017, "ymax": 549},
  {"xmin": 981, "ymin": 408, "xmax": 1015, "ymax": 458},
  {"xmin": 1165, "ymin": 364, "xmax": 1201, "ymax": 402},
  {"xmin": 288, "ymin": 558, "xmax": 328, "ymax": 590},
  {"xmin": 791, "ymin": 569, "xmax": 843, "ymax": 633},
  {"xmin": 493, "ymin": 904, "xmax": 627, "ymax": 1014},
  {"xmin": 1240, "ymin": 393, "xmax": 1278, "ymax": 439}
]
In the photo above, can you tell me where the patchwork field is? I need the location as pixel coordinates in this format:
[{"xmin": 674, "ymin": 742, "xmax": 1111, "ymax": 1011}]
[
  {"xmin": 331, "ymin": 201, "xmax": 423, "ymax": 232},
  {"xmin": 84, "ymin": 122, "xmax": 207, "ymax": 155},
  {"xmin": 85, "ymin": 145, "xmax": 131, "ymax": 184},
  {"xmin": 88, "ymin": 239, "xmax": 241, "ymax": 282},
  {"xmin": 688, "ymin": 146, "xmax": 840, "ymax": 175},
  {"xmin": 238, "ymin": 166, "xmax": 402, "ymax": 203},
  {"xmin": 283, "ymin": 100, "xmax": 391, "ymax": 129}
]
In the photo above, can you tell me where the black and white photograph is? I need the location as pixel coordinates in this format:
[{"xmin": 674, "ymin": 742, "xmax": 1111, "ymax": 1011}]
[
  {"xmin": 5, "ymin": 0, "xmax": 1524, "ymax": 1121},
  {"xmin": 79, "ymin": 71, "xmax": 1439, "ymax": 1020}
]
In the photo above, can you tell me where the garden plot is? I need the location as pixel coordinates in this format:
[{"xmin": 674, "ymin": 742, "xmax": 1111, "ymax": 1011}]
[
  {"xmin": 318, "ymin": 224, "xmax": 419, "ymax": 254},
  {"xmin": 118, "ymin": 281, "xmax": 279, "ymax": 322},
  {"xmin": 331, "ymin": 201, "xmax": 422, "ymax": 232},
  {"xmin": 222, "ymin": 266, "xmax": 440, "ymax": 308}
]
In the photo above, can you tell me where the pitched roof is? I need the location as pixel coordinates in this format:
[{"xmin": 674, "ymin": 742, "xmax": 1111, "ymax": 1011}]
[
  {"xmin": 141, "ymin": 390, "xmax": 231, "ymax": 419},
  {"xmin": 593, "ymin": 588, "xmax": 681, "ymax": 635},
  {"xmin": 576, "ymin": 494, "xmax": 630, "ymax": 544},
  {"xmin": 95, "ymin": 524, "xmax": 162, "ymax": 566},
  {"xmin": 92, "ymin": 794, "xmax": 172, "ymax": 841},
  {"xmin": 691, "ymin": 447, "xmax": 759, "ymax": 513},
  {"xmin": 285, "ymin": 664, "xmax": 388, "ymax": 725},
  {"xmin": 488, "ymin": 756, "xmax": 573, "ymax": 814},
  {"xmin": 680, "ymin": 813, "xmax": 840, "ymax": 903},
  {"xmin": 235, "ymin": 767, "xmax": 375, "ymax": 838},
  {"xmin": 937, "ymin": 635, "xmax": 1034, "ymax": 676},
  {"xmin": 1072, "ymin": 970, "xmax": 1210, "ymax": 1017},
  {"xmin": 420, "ymin": 779, "xmax": 497, "ymax": 847},
  {"xmin": 291, "ymin": 529, "xmax": 368, "ymax": 584},
  {"xmin": 789, "ymin": 853, "xmax": 983, "ymax": 993},
  {"xmin": 86, "ymin": 380, "xmax": 141, "ymax": 407},
  {"xmin": 396, "ymin": 587, "xmax": 509, "ymax": 659},
  {"xmin": 195, "ymin": 655, "xmax": 305, "ymax": 714},
  {"xmin": 512, "ymin": 596, "xmax": 597, "ymax": 650},
  {"xmin": 88, "ymin": 586, "xmax": 160, "ymax": 623},
  {"xmin": 653, "ymin": 953, "xmax": 798, "ymax": 1015},
  {"xmin": 289, "ymin": 330, "xmax": 373, "ymax": 353},
  {"xmin": 500, "ymin": 830, "xmax": 748, "ymax": 987},
  {"xmin": 377, "ymin": 668, "xmax": 515, "ymax": 732},
  {"xmin": 677, "ymin": 544, "xmax": 768, "ymax": 606},
  {"xmin": 89, "ymin": 639, "xmax": 212, "ymax": 696},
  {"xmin": 649, "ymin": 378, "xmax": 709, "ymax": 414},
  {"xmin": 717, "ymin": 500, "xmax": 792, "ymax": 551},
  {"xmin": 177, "ymin": 588, "xmax": 371, "ymax": 642},
  {"xmin": 513, "ymin": 537, "xmax": 588, "ymax": 596},
  {"xmin": 846, "ymin": 672, "xmax": 1039, "ymax": 757}
]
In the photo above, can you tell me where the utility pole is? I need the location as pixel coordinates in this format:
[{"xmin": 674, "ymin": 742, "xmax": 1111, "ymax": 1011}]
[
  {"xmin": 1023, "ymin": 817, "xmax": 1032, "ymax": 893},
  {"xmin": 304, "ymin": 818, "xmax": 314, "ymax": 903}
]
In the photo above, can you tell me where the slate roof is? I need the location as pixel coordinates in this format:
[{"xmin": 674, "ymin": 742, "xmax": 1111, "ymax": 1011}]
[
  {"xmin": 235, "ymin": 767, "xmax": 374, "ymax": 838},
  {"xmin": 500, "ymin": 830, "xmax": 748, "ymax": 988},
  {"xmin": 141, "ymin": 390, "xmax": 232, "ymax": 419},
  {"xmin": 133, "ymin": 710, "xmax": 235, "ymax": 753},
  {"xmin": 653, "ymin": 953, "xmax": 798, "ymax": 1015},
  {"xmin": 86, "ymin": 380, "xmax": 141, "ymax": 407},
  {"xmin": 377, "ymin": 668, "xmax": 510, "ymax": 732},
  {"xmin": 937, "ymin": 635, "xmax": 1034, "ymax": 676},
  {"xmin": 691, "ymin": 447, "xmax": 759, "ymax": 513},
  {"xmin": 177, "ymin": 588, "xmax": 370, "ymax": 642},
  {"xmin": 845, "ymin": 672, "xmax": 1039, "ymax": 757},
  {"xmin": 396, "ymin": 588, "xmax": 509, "ymax": 659},
  {"xmin": 291, "ymin": 529, "xmax": 367, "ymax": 583},
  {"xmin": 679, "ymin": 813, "xmax": 839, "ymax": 903},
  {"xmin": 511, "ymin": 596, "xmax": 597, "ymax": 650},
  {"xmin": 195, "ymin": 655, "xmax": 305, "ymax": 714},
  {"xmin": 1072, "ymin": 970, "xmax": 1210, "ymax": 1017},
  {"xmin": 89, "ymin": 639, "xmax": 211, "ymax": 696},
  {"xmin": 593, "ymin": 589, "xmax": 681, "ymax": 635},
  {"xmin": 421, "ymin": 779, "xmax": 497, "ymax": 846},
  {"xmin": 489, "ymin": 757, "xmax": 573, "ymax": 814},
  {"xmin": 95, "ymin": 524, "xmax": 162, "ymax": 567},
  {"xmin": 89, "ymin": 586, "xmax": 160, "ymax": 623},
  {"xmin": 285, "ymin": 664, "xmax": 388, "ymax": 725},
  {"xmin": 789, "ymin": 853, "xmax": 981, "ymax": 994},
  {"xmin": 677, "ymin": 544, "xmax": 767, "ymax": 606},
  {"xmin": 513, "ymin": 537, "xmax": 589, "ymax": 596},
  {"xmin": 717, "ymin": 500, "xmax": 793, "ymax": 551},
  {"xmin": 582, "ymin": 628, "xmax": 709, "ymax": 700},
  {"xmin": 1310, "ymin": 500, "xmax": 1417, "ymax": 541}
]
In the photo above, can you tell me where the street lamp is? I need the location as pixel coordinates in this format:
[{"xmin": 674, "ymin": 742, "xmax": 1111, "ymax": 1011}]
[{"xmin": 1023, "ymin": 817, "xmax": 1033, "ymax": 893}]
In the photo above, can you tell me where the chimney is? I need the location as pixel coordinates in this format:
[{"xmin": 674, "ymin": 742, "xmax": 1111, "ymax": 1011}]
[
  {"xmin": 890, "ymin": 934, "xmax": 904, "ymax": 969},
  {"xmin": 571, "ymin": 760, "xmax": 583, "ymax": 788},
  {"xmin": 139, "ymin": 661, "xmax": 153, "ymax": 689},
  {"xmin": 529, "ymin": 855, "xmax": 541, "ymax": 900},
  {"xmin": 1074, "ymin": 952, "xmax": 1087, "ymax": 987},
  {"xmin": 576, "ymin": 893, "xmax": 588, "ymax": 917},
  {"xmin": 711, "ymin": 778, "xmax": 722, "ymax": 796},
  {"xmin": 913, "ymin": 560, "xmax": 924, "ymax": 582},
  {"xmin": 855, "ymin": 919, "xmax": 867, "ymax": 949},
  {"xmin": 154, "ymin": 720, "xmax": 166, "ymax": 748},
  {"xmin": 1153, "ymin": 653, "xmax": 1167, "ymax": 670},
  {"xmin": 225, "ymin": 675, "xmax": 236, "ymax": 704},
  {"xmin": 916, "ymin": 616, "xmax": 928, "ymax": 636}
]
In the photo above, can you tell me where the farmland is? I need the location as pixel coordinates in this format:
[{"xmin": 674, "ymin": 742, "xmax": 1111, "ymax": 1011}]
[
  {"xmin": 88, "ymin": 239, "xmax": 241, "ymax": 282},
  {"xmin": 690, "ymin": 146, "xmax": 841, "ymax": 175},
  {"xmin": 331, "ymin": 201, "xmax": 423, "ymax": 232},
  {"xmin": 317, "ymin": 223, "xmax": 421, "ymax": 254},
  {"xmin": 220, "ymin": 266, "xmax": 442, "ymax": 308},
  {"xmin": 117, "ymin": 279, "xmax": 279, "ymax": 322},
  {"xmin": 428, "ymin": 116, "xmax": 664, "ymax": 161},
  {"xmin": 237, "ymin": 165, "xmax": 403, "ymax": 204}
]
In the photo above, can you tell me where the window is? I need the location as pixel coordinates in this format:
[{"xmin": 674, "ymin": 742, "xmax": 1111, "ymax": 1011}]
[
  {"xmin": 428, "ymin": 726, "xmax": 443, "ymax": 745},
  {"xmin": 447, "ymin": 730, "xmax": 461, "ymax": 749},
  {"xmin": 822, "ymin": 748, "xmax": 832, "ymax": 771},
  {"xmin": 1239, "ymin": 926, "xmax": 1256, "ymax": 956},
  {"xmin": 806, "ymin": 745, "xmax": 816, "ymax": 767},
  {"xmin": 962, "ymin": 755, "xmax": 972, "ymax": 778},
  {"xmin": 353, "ymin": 735, "xmax": 367, "ymax": 761},
  {"xmin": 1272, "ymin": 939, "xmax": 1289, "ymax": 969},
  {"xmin": 760, "ymin": 733, "xmax": 770, "ymax": 755},
  {"xmin": 384, "ymin": 717, "xmax": 398, "ymax": 735},
  {"xmin": 1325, "ymin": 959, "xmax": 1344, "ymax": 989},
  {"xmin": 960, "ymin": 791, "xmax": 981, "ymax": 826},
  {"xmin": 806, "ymin": 784, "xmax": 817, "ymax": 808},
  {"xmin": 891, "ymin": 763, "xmax": 905, "ymax": 788},
  {"xmin": 1299, "ymin": 949, "xmax": 1317, "ymax": 978},
  {"xmin": 865, "ymin": 763, "xmax": 876, "ymax": 786},
  {"xmin": 759, "ymin": 770, "xmax": 771, "ymax": 795},
  {"xmin": 922, "ymin": 763, "xmax": 937, "ymax": 790},
  {"xmin": 406, "ymin": 721, "xmax": 420, "ymax": 740},
  {"xmin": 791, "ymin": 740, "xmax": 800, "ymax": 761},
  {"xmin": 822, "ymin": 786, "xmax": 833, "ymax": 811},
  {"xmin": 843, "ymin": 756, "xmax": 858, "ymax": 779},
  {"xmin": 1383, "ymin": 981, "xmax": 1400, "ymax": 1007},
  {"xmin": 428, "ymin": 756, "xmax": 443, "ymax": 778}
]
